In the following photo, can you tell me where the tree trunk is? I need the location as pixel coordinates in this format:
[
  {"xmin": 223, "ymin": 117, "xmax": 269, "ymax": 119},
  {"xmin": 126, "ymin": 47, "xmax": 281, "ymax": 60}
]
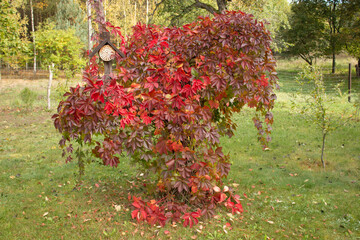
[
  {"xmin": 321, "ymin": 132, "xmax": 326, "ymax": 169},
  {"xmin": 47, "ymin": 63, "xmax": 54, "ymax": 110},
  {"xmin": 124, "ymin": 0, "xmax": 127, "ymax": 36},
  {"xmin": 357, "ymin": 58, "xmax": 360, "ymax": 77},
  {"xmin": 86, "ymin": 0, "xmax": 92, "ymax": 52},
  {"xmin": 134, "ymin": 2, "xmax": 137, "ymax": 25},
  {"xmin": 146, "ymin": 0, "xmax": 149, "ymax": 25},
  {"xmin": 104, "ymin": 0, "xmax": 106, "ymax": 21},
  {"xmin": 332, "ymin": 52, "xmax": 336, "ymax": 74},
  {"xmin": 216, "ymin": 0, "xmax": 228, "ymax": 12},
  {"xmin": 93, "ymin": 0, "xmax": 106, "ymax": 33},
  {"xmin": 30, "ymin": 0, "xmax": 36, "ymax": 74}
]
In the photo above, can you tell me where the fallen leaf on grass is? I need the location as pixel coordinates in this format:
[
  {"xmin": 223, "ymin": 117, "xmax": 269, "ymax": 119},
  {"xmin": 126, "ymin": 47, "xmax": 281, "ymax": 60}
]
[
  {"xmin": 267, "ymin": 220, "xmax": 274, "ymax": 224},
  {"xmin": 43, "ymin": 212, "xmax": 49, "ymax": 217},
  {"xmin": 114, "ymin": 205, "xmax": 121, "ymax": 212},
  {"xmin": 9, "ymin": 176, "xmax": 15, "ymax": 179},
  {"xmin": 224, "ymin": 222, "xmax": 232, "ymax": 230},
  {"xmin": 164, "ymin": 230, "xmax": 170, "ymax": 235}
]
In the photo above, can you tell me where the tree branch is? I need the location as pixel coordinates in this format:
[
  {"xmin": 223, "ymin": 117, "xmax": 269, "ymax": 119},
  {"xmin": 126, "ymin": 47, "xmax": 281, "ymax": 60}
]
[
  {"xmin": 92, "ymin": 0, "xmax": 106, "ymax": 33},
  {"xmin": 194, "ymin": 0, "xmax": 219, "ymax": 15},
  {"xmin": 170, "ymin": 0, "xmax": 219, "ymax": 26},
  {"xmin": 149, "ymin": 0, "xmax": 167, "ymax": 24}
]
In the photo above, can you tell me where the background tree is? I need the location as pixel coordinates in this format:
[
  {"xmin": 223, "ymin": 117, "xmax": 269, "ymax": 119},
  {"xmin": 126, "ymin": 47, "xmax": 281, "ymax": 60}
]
[
  {"xmin": 35, "ymin": 21, "xmax": 85, "ymax": 108},
  {"xmin": 282, "ymin": 0, "xmax": 359, "ymax": 70},
  {"xmin": 320, "ymin": 0, "xmax": 359, "ymax": 73},
  {"xmin": 52, "ymin": 0, "xmax": 87, "ymax": 46},
  {"xmin": 35, "ymin": 21, "xmax": 85, "ymax": 75},
  {"xmin": 281, "ymin": 1, "xmax": 327, "ymax": 65},
  {"xmin": 152, "ymin": 0, "xmax": 230, "ymax": 26},
  {"xmin": 343, "ymin": 11, "xmax": 360, "ymax": 75},
  {"xmin": 0, "ymin": 0, "xmax": 28, "ymax": 70}
]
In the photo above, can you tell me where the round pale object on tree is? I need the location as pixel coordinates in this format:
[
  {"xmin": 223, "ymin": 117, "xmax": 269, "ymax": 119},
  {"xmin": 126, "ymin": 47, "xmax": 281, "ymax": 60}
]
[{"xmin": 99, "ymin": 45, "xmax": 115, "ymax": 62}]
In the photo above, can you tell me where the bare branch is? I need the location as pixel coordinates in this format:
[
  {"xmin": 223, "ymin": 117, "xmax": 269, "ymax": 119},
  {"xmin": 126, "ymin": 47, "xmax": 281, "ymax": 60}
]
[
  {"xmin": 194, "ymin": 0, "xmax": 219, "ymax": 15},
  {"xmin": 170, "ymin": 0, "xmax": 219, "ymax": 26},
  {"xmin": 149, "ymin": 0, "xmax": 167, "ymax": 24}
]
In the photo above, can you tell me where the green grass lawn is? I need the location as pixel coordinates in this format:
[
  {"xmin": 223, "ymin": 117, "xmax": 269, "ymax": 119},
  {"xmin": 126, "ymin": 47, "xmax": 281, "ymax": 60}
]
[{"xmin": 0, "ymin": 62, "xmax": 359, "ymax": 239}]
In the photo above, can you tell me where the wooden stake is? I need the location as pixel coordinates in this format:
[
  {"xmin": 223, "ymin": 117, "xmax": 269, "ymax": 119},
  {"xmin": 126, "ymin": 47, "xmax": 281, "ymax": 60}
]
[
  {"xmin": 47, "ymin": 63, "xmax": 54, "ymax": 110},
  {"xmin": 348, "ymin": 63, "xmax": 351, "ymax": 102}
]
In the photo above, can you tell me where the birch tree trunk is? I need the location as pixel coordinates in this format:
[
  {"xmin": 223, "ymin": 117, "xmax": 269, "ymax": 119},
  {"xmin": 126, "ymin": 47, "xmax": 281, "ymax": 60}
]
[
  {"xmin": 104, "ymin": 0, "xmax": 107, "ymax": 22},
  {"xmin": 134, "ymin": 2, "xmax": 137, "ymax": 25},
  {"xmin": 86, "ymin": 0, "xmax": 92, "ymax": 51},
  {"xmin": 146, "ymin": 0, "xmax": 149, "ymax": 24},
  {"xmin": 30, "ymin": 0, "xmax": 36, "ymax": 73},
  {"xmin": 123, "ymin": 0, "xmax": 127, "ymax": 36},
  {"xmin": 47, "ymin": 63, "xmax": 54, "ymax": 110}
]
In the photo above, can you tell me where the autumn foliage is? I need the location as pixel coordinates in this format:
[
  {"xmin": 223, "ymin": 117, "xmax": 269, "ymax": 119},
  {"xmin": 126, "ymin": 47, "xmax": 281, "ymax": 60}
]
[{"xmin": 53, "ymin": 11, "xmax": 277, "ymax": 226}]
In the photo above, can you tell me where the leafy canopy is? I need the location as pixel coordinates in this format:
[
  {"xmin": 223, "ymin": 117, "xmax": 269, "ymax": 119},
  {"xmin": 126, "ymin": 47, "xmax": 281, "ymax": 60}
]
[
  {"xmin": 35, "ymin": 21, "xmax": 85, "ymax": 75},
  {"xmin": 53, "ymin": 11, "xmax": 277, "ymax": 227},
  {"xmin": 0, "ymin": 0, "xmax": 28, "ymax": 67}
]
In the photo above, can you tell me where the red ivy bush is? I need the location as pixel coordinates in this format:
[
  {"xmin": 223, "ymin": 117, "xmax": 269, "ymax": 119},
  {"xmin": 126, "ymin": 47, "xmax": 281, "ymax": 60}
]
[{"xmin": 53, "ymin": 11, "xmax": 277, "ymax": 227}]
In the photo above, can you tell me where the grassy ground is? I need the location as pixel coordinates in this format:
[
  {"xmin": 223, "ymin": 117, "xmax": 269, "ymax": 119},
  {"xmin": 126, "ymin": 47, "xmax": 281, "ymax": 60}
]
[{"xmin": 0, "ymin": 58, "xmax": 359, "ymax": 239}]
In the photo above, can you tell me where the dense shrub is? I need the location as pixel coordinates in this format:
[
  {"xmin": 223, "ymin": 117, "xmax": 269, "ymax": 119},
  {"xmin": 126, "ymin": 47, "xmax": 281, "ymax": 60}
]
[
  {"xmin": 20, "ymin": 87, "xmax": 37, "ymax": 109},
  {"xmin": 53, "ymin": 11, "xmax": 278, "ymax": 226}
]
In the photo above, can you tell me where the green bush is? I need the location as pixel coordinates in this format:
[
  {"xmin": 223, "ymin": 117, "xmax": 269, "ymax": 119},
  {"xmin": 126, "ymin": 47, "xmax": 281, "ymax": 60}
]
[{"xmin": 19, "ymin": 88, "xmax": 37, "ymax": 109}]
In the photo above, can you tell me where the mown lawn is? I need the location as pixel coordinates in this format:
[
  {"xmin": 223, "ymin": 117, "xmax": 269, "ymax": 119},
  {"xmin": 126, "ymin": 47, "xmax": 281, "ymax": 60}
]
[{"xmin": 0, "ymin": 68, "xmax": 359, "ymax": 239}]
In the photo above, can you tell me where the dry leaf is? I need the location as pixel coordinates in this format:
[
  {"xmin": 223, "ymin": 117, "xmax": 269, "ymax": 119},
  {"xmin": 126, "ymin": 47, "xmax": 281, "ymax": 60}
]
[
  {"xmin": 114, "ymin": 205, "xmax": 121, "ymax": 212},
  {"xmin": 213, "ymin": 186, "xmax": 221, "ymax": 192}
]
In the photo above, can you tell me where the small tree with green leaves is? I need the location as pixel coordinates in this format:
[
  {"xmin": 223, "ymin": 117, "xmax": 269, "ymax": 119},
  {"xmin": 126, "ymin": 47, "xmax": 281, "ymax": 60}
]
[
  {"xmin": 35, "ymin": 21, "xmax": 85, "ymax": 109},
  {"xmin": 35, "ymin": 21, "xmax": 85, "ymax": 76},
  {"xmin": 19, "ymin": 87, "xmax": 37, "ymax": 110},
  {"xmin": 294, "ymin": 66, "xmax": 354, "ymax": 169}
]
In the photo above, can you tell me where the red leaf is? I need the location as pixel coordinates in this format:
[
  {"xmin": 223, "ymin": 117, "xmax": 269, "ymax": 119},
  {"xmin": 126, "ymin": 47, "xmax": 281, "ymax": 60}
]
[
  {"xmin": 219, "ymin": 193, "xmax": 227, "ymax": 203},
  {"xmin": 208, "ymin": 100, "xmax": 219, "ymax": 109},
  {"xmin": 166, "ymin": 159, "xmax": 175, "ymax": 168},
  {"xmin": 131, "ymin": 210, "xmax": 139, "ymax": 219},
  {"xmin": 140, "ymin": 209, "xmax": 147, "ymax": 219}
]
